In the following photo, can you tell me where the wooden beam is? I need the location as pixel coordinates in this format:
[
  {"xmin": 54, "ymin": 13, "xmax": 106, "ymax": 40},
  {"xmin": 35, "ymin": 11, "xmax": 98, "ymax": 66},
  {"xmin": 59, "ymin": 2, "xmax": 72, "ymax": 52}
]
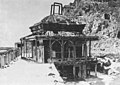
[{"xmin": 36, "ymin": 35, "xmax": 99, "ymax": 41}]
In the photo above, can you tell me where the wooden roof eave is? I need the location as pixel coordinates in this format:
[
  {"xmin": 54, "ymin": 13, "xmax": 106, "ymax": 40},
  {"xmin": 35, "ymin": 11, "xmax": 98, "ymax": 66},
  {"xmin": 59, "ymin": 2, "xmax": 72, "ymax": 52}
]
[
  {"xmin": 36, "ymin": 35, "xmax": 99, "ymax": 41},
  {"xmin": 20, "ymin": 33, "xmax": 36, "ymax": 41},
  {"xmin": 41, "ymin": 23, "xmax": 86, "ymax": 32}
]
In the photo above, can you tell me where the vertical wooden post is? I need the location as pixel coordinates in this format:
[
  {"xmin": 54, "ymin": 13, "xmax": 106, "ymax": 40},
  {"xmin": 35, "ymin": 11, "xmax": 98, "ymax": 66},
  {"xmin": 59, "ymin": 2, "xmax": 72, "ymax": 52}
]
[
  {"xmin": 6, "ymin": 53, "xmax": 9, "ymax": 65},
  {"xmin": 1, "ymin": 55, "xmax": 4, "ymax": 68},
  {"xmin": 68, "ymin": 48, "xmax": 70, "ymax": 60},
  {"xmin": 58, "ymin": 5, "xmax": 60, "ymax": 15},
  {"xmin": 61, "ymin": 40, "xmax": 64, "ymax": 62},
  {"xmin": 23, "ymin": 40, "xmax": 26, "ymax": 57},
  {"xmin": 41, "ymin": 45, "xmax": 44, "ymax": 63},
  {"xmin": 35, "ymin": 37, "xmax": 38, "ymax": 61},
  {"xmin": 4, "ymin": 54, "xmax": 6, "ymax": 65},
  {"xmin": 8, "ymin": 52, "xmax": 10, "ymax": 65},
  {"xmin": 73, "ymin": 41, "xmax": 76, "ymax": 79},
  {"xmin": 31, "ymin": 41, "xmax": 33, "ymax": 58},
  {"xmin": 50, "ymin": 5, "xmax": 53, "ymax": 15},
  {"xmin": 12, "ymin": 50, "xmax": 15, "ymax": 60},
  {"xmin": 78, "ymin": 64, "xmax": 82, "ymax": 78},
  {"xmin": 83, "ymin": 63, "xmax": 87, "ymax": 79},
  {"xmin": 73, "ymin": 42, "xmax": 76, "ymax": 59},
  {"xmin": 73, "ymin": 65, "xmax": 76, "ymax": 79},
  {"xmin": 11, "ymin": 50, "xmax": 13, "ymax": 61},
  {"xmin": 38, "ymin": 39, "xmax": 44, "ymax": 63},
  {"xmin": 26, "ymin": 40, "xmax": 27, "ymax": 58},
  {"xmin": 95, "ymin": 63, "xmax": 97, "ymax": 77},
  {"xmin": 82, "ymin": 43, "xmax": 84, "ymax": 57},
  {"xmin": 49, "ymin": 39, "xmax": 52, "ymax": 63},
  {"xmin": 89, "ymin": 40, "xmax": 91, "ymax": 57},
  {"xmin": 86, "ymin": 41, "xmax": 89, "ymax": 57},
  {"xmin": 20, "ymin": 39, "xmax": 22, "ymax": 57},
  {"xmin": 53, "ymin": 4, "xmax": 55, "ymax": 14}
]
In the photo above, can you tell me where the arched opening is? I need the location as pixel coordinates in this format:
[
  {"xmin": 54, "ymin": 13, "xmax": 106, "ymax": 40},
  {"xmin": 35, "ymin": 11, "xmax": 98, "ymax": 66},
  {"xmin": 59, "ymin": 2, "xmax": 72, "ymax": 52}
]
[
  {"xmin": 52, "ymin": 41, "xmax": 61, "ymax": 59},
  {"xmin": 75, "ymin": 41, "xmax": 83, "ymax": 58},
  {"xmin": 64, "ymin": 41, "xmax": 74, "ymax": 59}
]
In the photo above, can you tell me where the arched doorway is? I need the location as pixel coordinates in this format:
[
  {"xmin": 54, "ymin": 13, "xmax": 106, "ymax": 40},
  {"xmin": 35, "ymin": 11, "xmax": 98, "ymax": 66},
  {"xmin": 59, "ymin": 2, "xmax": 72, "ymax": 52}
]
[
  {"xmin": 51, "ymin": 40, "xmax": 62, "ymax": 59},
  {"xmin": 64, "ymin": 41, "xmax": 74, "ymax": 59}
]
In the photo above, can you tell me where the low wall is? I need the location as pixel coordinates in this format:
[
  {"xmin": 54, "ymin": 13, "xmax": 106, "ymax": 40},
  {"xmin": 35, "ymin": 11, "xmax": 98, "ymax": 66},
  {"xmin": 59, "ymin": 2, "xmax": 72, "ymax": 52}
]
[{"xmin": 0, "ymin": 48, "xmax": 20, "ymax": 68}]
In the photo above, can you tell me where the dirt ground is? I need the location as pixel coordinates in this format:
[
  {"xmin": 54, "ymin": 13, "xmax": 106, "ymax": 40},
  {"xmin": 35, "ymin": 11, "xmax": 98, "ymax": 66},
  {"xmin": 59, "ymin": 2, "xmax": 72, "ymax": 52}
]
[{"xmin": 109, "ymin": 75, "xmax": 120, "ymax": 85}]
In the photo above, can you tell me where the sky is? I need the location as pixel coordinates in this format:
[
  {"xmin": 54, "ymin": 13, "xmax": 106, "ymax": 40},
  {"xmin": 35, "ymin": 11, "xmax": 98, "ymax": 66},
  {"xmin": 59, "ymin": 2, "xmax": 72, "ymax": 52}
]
[{"xmin": 0, "ymin": 0, "xmax": 74, "ymax": 47}]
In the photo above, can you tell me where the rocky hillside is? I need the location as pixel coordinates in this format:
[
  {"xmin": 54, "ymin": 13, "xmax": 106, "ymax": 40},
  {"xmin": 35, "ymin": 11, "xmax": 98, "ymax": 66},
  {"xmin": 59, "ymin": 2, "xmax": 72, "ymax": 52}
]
[{"xmin": 62, "ymin": 0, "xmax": 120, "ymax": 56}]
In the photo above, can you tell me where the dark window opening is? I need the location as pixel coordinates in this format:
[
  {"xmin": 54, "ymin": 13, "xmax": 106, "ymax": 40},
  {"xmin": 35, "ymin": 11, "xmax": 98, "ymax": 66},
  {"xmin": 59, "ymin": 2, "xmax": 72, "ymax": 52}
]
[
  {"xmin": 32, "ymin": 40, "xmax": 39, "ymax": 46},
  {"xmin": 117, "ymin": 31, "xmax": 120, "ymax": 38},
  {"xmin": 67, "ymin": 9, "xmax": 70, "ymax": 13},
  {"xmin": 76, "ymin": 46, "xmax": 82, "ymax": 58},
  {"xmin": 104, "ymin": 13, "xmax": 110, "ymax": 20}
]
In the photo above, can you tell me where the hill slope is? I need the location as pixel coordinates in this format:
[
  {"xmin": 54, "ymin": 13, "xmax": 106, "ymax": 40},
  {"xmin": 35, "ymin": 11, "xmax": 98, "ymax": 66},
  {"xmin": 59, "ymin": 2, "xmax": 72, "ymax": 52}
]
[{"xmin": 63, "ymin": 0, "xmax": 120, "ymax": 56}]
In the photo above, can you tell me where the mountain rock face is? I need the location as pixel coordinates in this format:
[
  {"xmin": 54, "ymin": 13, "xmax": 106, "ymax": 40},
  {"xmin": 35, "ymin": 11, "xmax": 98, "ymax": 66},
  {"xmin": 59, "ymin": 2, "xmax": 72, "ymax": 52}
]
[{"xmin": 62, "ymin": 0, "xmax": 120, "ymax": 56}]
